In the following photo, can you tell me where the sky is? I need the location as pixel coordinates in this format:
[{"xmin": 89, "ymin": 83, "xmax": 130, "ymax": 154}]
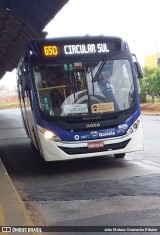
[
  {"xmin": 44, "ymin": 0, "xmax": 160, "ymax": 63},
  {"xmin": 1, "ymin": 0, "xmax": 160, "ymax": 90}
]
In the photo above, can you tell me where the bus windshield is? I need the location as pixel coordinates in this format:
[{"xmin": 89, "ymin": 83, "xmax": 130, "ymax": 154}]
[{"xmin": 33, "ymin": 59, "xmax": 135, "ymax": 117}]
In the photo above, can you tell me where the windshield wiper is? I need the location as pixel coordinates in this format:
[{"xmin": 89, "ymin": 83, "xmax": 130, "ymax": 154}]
[{"xmin": 93, "ymin": 55, "xmax": 109, "ymax": 82}]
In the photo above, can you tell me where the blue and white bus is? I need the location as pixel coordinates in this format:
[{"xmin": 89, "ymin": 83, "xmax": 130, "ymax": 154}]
[{"xmin": 17, "ymin": 36, "xmax": 143, "ymax": 161}]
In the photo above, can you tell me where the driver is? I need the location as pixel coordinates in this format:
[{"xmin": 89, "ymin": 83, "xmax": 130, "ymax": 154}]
[
  {"xmin": 93, "ymin": 60, "xmax": 119, "ymax": 111},
  {"xmin": 97, "ymin": 61, "xmax": 113, "ymax": 91}
]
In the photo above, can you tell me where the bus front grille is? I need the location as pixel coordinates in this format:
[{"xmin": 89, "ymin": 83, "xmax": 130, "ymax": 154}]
[{"xmin": 58, "ymin": 139, "xmax": 131, "ymax": 155}]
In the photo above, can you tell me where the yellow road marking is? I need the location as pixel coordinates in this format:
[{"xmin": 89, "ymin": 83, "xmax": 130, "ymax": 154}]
[
  {"xmin": 0, "ymin": 203, "xmax": 8, "ymax": 235},
  {"xmin": 0, "ymin": 162, "xmax": 41, "ymax": 235},
  {"xmin": 0, "ymin": 203, "xmax": 6, "ymax": 225}
]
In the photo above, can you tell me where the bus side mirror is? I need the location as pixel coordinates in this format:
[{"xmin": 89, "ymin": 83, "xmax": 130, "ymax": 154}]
[{"xmin": 134, "ymin": 61, "xmax": 143, "ymax": 79}]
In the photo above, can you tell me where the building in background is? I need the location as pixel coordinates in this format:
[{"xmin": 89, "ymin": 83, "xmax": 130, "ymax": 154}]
[
  {"xmin": 0, "ymin": 90, "xmax": 18, "ymax": 107},
  {"xmin": 144, "ymin": 54, "xmax": 160, "ymax": 67}
]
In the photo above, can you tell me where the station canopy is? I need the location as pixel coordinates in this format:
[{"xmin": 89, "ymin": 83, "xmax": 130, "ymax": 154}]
[{"xmin": 0, "ymin": 0, "xmax": 68, "ymax": 79}]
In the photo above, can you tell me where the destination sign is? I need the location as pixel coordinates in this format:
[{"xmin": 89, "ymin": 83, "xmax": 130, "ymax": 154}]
[{"xmin": 35, "ymin": 37, "xmax": 122, "ymax": 58}]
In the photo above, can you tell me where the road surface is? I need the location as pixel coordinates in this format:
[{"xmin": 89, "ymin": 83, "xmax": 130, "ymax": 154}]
[{"xmin": 0, "ymin": 109, "xmax": 160, "ymax": 234}]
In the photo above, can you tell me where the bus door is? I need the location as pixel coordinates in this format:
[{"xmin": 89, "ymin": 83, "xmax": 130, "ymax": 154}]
[
  {"xmin": 17, "ymin": 73, "xmax": 30, "ymax": 137},
  {"xmin": 20, "ymin": 67, "xmax": 39, "ymax": 150}
]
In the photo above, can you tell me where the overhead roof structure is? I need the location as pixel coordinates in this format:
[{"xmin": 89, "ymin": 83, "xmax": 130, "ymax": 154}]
[{"xmin": 0, "ymin": 0, "xmax": 68, "ymax": 79}]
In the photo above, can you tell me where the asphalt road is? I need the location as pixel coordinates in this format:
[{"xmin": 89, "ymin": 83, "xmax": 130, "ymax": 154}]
[{"xmin": 0, "ymin": 109, "xmax": 160, "ymax": 234}]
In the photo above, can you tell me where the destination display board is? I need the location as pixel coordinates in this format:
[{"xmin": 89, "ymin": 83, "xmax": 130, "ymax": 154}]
[{"xmin": 34, "ymin": 37, "xmax": 122, "ymax": 58}]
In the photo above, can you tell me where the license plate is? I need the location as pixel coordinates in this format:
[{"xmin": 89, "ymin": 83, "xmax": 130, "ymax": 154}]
[{"xmin": 87, "ymin": 141, "xmax": 104, "ymax": 149}]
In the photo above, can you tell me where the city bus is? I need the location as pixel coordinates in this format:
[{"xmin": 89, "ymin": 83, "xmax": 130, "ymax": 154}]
[{"xmin": 17, "ymin": 36, "xmax": 143, "ymax": 161}]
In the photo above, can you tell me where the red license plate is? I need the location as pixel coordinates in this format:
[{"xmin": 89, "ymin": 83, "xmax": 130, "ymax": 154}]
[{"xmin": 87, "ymin": 141, "xmax": 104, "ymax": 149}]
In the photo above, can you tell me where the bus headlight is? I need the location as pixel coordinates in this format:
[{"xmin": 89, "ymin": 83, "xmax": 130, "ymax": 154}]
[
  {"xmin": 127, "ymin": 118, "xmax": 141, "ymax": 134},
  {"xmin": 41, "ymin": 128, "xmax": 61, "ymax": 142}
]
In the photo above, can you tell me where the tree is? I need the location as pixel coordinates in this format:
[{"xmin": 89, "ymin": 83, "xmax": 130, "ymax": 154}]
[{"xmin": 139, "ymin": 66, "xmax": 160, "ymax": 103}]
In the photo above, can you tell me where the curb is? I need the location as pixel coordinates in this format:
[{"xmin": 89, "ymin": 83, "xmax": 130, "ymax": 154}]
[
  {"xmin": 141, "ymin": 112, "xmax": 160, "ymax": 116},
  {"xmin": 0, "ymin": 159, "xmax": 41, "ymax": 235}
]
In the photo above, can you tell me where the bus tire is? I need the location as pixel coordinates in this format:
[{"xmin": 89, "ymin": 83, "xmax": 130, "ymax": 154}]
[{"xmin": 114, "ymin": 153, "xmax": 125, "ymax": 159}]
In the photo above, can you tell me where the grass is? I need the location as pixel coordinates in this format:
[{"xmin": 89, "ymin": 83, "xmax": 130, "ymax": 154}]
[
  {"xmin": 140, "ymin": 103, "xmax": 160, "ymax": 111},
  {"xmin": 0, "ymin": 103, "xmax": 20, "ymax": 109}
]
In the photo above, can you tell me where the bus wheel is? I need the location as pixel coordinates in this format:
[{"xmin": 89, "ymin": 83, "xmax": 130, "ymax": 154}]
[{"xmin": 114, "ymin": 153, "xmax": 125, "ymax": 159}]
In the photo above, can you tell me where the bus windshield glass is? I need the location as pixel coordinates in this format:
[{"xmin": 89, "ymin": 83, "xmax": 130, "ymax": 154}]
[{"xmin": 33, "ymin": 59, "xmax": 135, "ymax": 117}]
